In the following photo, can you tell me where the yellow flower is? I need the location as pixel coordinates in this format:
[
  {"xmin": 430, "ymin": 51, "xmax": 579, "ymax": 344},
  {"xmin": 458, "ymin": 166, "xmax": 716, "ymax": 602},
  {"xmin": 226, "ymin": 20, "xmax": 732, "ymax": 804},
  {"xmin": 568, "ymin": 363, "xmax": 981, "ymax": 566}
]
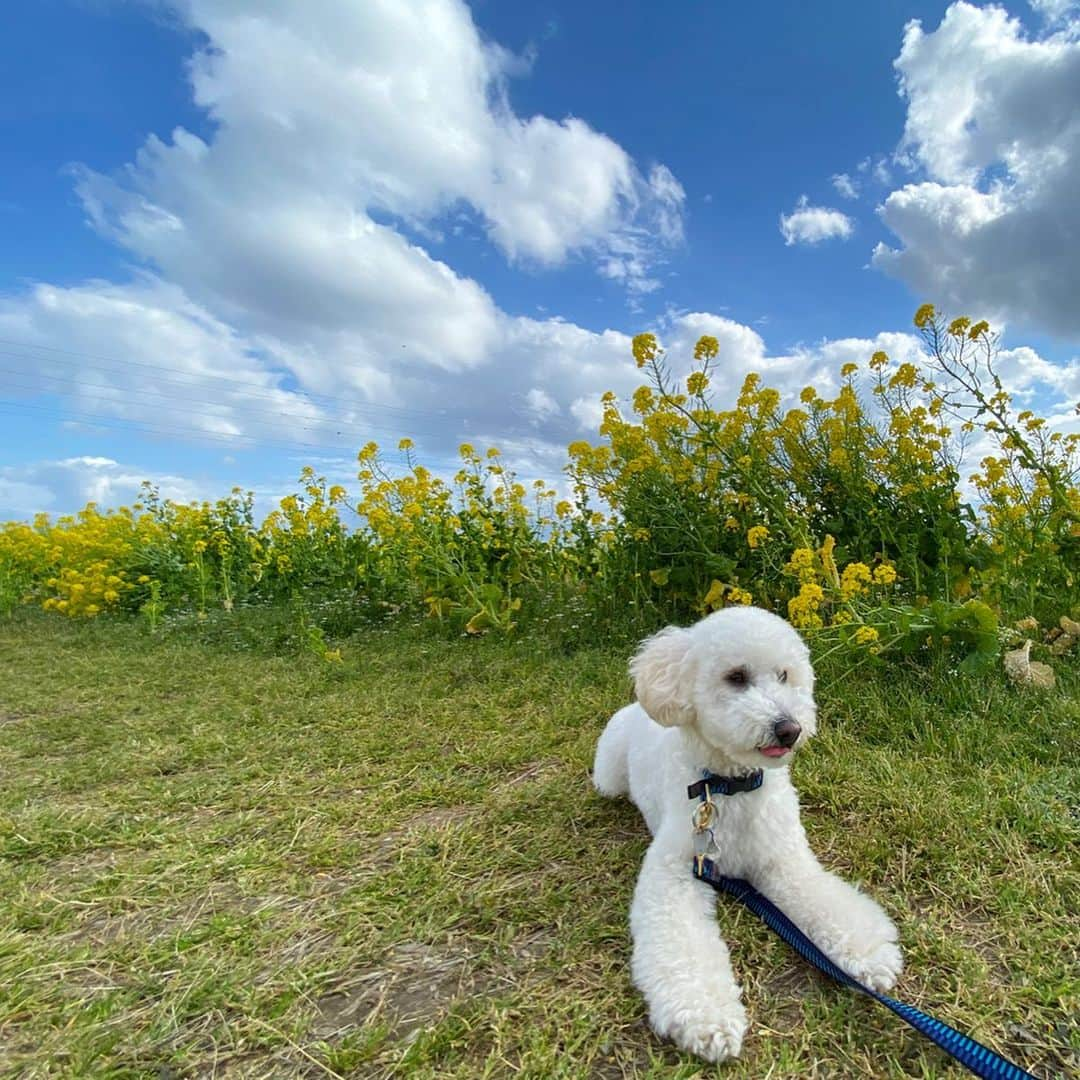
[
  {"xmin": 686, "ymin": 371, "xmax": 710, "ymax": 395},
  {"xmin": 788, "ymin": 547, "xmax": 814, "ymax": 569},
  {"xmin": 702, "ymin": 581, "xmax": 726, "ymax": 611},
  {"xmin": 747, "ymin": 525, "xmax": 769, "ymax": 549},
  {"xmin": 693, "ymin": 335, "xmax": 720, "ymax": 361},
  {"xmin": 818, "ymin": 537, "xmax": 836, "ymax": 581},
  {"xmin": 913, "ymin": 303, "xmax": 936, "ymax": 328},
  {"xmin": 840, "ymin": 362, "xmax": 858, "ymax": 378},
  {"xmin": 889, "ymin": 363, "xmax": 919, "ymax": 389},
  {"xmin": 800, "ymin": 386, "xmax": 817, "ymax": 404},
  {"xmin": 853, "ymin": 625, "xmax": 880, "ymax": 646},
  {"xmin": 783, "ymin": 547, "xmax": 817, "ymax": 583},
  {"xmin": 632, "ymin": 333, "xmax": 659, "ymax": 368},
  {"xmin": 702, "ymin": 581, "xmax": 753, "ymax": 611},
  {"xmin": 193, "ymin": 539, "xmax": 208, "ymax": 554},
  {"xmin": 788, "ymin": 583, "xmax": 824, "ymax": 629},
  {"xmin": 872, "ymin": 563, "xmax": 897, "ymax": 586},
  {"xmin": 869, "ymin": 350, "xmax": 889, "ymax": 370},
  {"xmin": 398, "ymin": 437, "xmax": 414, "ymax": 451},
  {"xmin": 839, "ymin": 561, "xmax": 872, "ymax": 600}
]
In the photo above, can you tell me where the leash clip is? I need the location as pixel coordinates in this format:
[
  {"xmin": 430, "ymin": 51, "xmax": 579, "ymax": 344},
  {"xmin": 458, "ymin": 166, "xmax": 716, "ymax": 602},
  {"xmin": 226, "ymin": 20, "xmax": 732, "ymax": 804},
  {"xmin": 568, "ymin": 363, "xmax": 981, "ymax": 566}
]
[
  {"xmin": 691, "ymin": 781, "xmax": 720, "ymax": 873},
  {"xmin": 691, "ymin": 797, "xmax": 716, "ymax": 832}
]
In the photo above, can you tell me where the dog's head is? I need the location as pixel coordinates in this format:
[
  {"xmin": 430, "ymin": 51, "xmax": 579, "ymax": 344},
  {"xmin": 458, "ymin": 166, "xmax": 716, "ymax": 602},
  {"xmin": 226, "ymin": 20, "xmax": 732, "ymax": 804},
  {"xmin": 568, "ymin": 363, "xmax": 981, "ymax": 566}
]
[{"xmin": 630, "ymin": 606, "xmax": 817, "ymax": 768}]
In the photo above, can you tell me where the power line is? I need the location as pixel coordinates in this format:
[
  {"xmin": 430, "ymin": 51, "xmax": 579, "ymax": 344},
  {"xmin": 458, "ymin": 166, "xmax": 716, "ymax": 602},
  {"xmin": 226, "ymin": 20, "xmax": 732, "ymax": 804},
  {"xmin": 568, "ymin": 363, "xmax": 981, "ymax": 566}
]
[
  {"xmin": 0, "ymin": 399, "xmax": 472, "ymax": 476},
  {"xmin": 0, "ymin": 335, "xmax": 531, "ymax": 469},
  {"xmin": 0, "ymin": 369, "xmax": 427, "ymax": 442},
  {"xmin": 0, "ymin": 337, "xmax": 472, "ymax": 424},
  {"xmin": 0, "ymin": 398, "xmax": 400, "ymax": 458}
]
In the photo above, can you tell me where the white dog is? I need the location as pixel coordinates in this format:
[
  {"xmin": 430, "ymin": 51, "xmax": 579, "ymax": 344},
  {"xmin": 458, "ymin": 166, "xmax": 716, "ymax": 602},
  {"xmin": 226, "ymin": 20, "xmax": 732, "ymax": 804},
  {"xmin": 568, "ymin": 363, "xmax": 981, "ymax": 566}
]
[{"xmin": 593, "ymin": 606, "xmax": 902, "ymax": 1063}]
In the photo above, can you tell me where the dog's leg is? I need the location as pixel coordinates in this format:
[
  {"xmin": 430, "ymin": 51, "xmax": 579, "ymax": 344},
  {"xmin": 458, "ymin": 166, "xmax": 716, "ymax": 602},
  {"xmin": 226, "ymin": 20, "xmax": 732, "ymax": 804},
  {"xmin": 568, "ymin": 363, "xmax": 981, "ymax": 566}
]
[
  {"xmin": 751, "ymin": 847, "xmax": 902, "ymax": 992},
  {"xmin": 592, "ymin": 709, "xmax": 632, "ymax": 797},
  {"xmin": 630, "ymin": 830, "xmax": 747, "ymax": 1062}
]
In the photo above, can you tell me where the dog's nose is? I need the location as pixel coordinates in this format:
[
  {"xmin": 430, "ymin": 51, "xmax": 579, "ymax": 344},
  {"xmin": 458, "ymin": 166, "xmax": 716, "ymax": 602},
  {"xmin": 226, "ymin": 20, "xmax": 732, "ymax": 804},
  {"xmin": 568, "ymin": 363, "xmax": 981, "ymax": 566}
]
[{"xmin": 773, "ymin": 716, "xmax": 801, "ymax": 748}]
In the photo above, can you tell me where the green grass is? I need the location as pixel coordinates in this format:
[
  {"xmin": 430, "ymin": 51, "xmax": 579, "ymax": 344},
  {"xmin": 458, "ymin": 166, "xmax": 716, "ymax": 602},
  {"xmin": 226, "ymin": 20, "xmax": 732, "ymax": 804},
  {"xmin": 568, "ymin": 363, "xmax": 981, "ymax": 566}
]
[{"xmin": 0, "ymin": 610, "xmax": 1077, "ymax": 1079}]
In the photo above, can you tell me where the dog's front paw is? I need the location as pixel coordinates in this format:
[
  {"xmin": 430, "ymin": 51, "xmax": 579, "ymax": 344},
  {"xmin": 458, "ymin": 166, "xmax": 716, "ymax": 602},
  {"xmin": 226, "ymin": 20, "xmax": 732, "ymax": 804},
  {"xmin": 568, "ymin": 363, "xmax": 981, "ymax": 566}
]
[
  {"xmin": 654, "ymin": 1001, "xmax": 748, "ymax": 1063},
  {"xmin": 840, "ymin": 938, "xmax": 903, "ymax": 992}
]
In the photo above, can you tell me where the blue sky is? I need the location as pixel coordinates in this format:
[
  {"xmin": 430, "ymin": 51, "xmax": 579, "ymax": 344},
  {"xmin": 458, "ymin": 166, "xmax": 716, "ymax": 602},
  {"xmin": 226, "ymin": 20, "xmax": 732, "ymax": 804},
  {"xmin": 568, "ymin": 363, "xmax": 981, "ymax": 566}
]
[{"xmin": 1, "ymin": 0, "xmax": 1078, "ymax": 519}]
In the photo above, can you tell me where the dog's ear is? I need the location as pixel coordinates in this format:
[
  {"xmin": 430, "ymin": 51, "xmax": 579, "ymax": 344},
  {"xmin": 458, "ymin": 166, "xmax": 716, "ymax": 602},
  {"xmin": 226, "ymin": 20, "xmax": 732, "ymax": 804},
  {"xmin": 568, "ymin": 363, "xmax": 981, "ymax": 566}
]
[{"xmin": 630, "ymin": 626, "xmax": 694, "ymax": 727}]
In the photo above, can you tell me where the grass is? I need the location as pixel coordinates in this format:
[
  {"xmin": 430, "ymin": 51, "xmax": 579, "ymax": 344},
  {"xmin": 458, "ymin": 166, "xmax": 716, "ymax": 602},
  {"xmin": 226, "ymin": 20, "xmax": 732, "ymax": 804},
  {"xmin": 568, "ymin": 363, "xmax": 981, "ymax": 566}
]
[{"xmin": 0, "ymin": 609, "xmax": 1077, "ymax": 1079}]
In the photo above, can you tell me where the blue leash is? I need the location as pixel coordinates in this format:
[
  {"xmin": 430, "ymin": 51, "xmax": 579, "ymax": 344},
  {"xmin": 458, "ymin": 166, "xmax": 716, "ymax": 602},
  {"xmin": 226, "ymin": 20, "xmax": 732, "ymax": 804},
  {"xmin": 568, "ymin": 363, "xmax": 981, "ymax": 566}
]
[
  {"xmin": 695, "ymin": 863, "xmax": 1037, "ymax": 1079},
  {"xmin": 688, "ymin": 774, "xmax": 1037, "ymax": 1079}
]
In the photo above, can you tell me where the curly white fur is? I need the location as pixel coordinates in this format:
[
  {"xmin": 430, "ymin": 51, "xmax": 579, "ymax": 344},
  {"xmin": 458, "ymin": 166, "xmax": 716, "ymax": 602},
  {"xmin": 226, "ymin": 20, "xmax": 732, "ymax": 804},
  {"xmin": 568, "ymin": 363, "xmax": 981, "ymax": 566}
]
[{"xmin": 593, "ymin": 606, "xmax": 901, "ymax": 1063}]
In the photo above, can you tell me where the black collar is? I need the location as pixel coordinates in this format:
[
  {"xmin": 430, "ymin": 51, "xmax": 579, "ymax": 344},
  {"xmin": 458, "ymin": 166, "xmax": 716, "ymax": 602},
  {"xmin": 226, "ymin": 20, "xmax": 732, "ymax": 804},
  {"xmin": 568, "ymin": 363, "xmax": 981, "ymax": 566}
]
[{"xmin": 687, "ymin": 769, "xmax": 764, "ymax": 800}]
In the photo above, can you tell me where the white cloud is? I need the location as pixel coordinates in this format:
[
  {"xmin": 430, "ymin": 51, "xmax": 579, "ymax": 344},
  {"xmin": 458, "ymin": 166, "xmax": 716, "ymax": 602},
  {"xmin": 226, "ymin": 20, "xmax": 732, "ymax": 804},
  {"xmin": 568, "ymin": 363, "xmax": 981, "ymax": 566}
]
[
  {"xmin": 4, "ymin": 0, "xmax": 1077, "ymax": 525},
  {"xmin": 1028, "ymin": 0, "xmax": 1079, "ymax": 27},
  {"xmin": 0, "ymin": 456, "xmax": 204, "ymax": 521},
  {"xmin": 647, "ymin": 164, "xmax": 687, "ymax": 246},
  {"xmin": 831, "ymin": 173, "xmax": 860, "ymax": 199},
  {"xmin": 0, "ymin": 278, "xmax": 351, "ymax": 446},
  {"xmin": 0, "ymin": 0, "xmax": 694, "ymax": 473},
  {"xmin": 994, "ymin": 344, "xmax": 1080, "ymax": 401},
  {"xmin": 0, "ymin": 478, "xmax": 53, "ymax": 521},
  {"xmin": 524, "ymin": 387, "xmax": 560, "ymax": 424},
  {"xmin": 779, "ymin": 196, "xmax": 855, "ymax": 246},
  {"xmin": 873, "ymin": 1, "xmax": 1080, "ymax": 337},
  {"xmin": 857, "ymin": 155, "xmax": 895, "ymax": 185},
  {"xmin": 75, "ymin": 0, "xmax": 683, "ymax": 301},
  {"xmin": 0, "ymin": 0, "xmax": 687, "ymax": 472},
  {"xmin": 5, "ymin": 298, "xmax": 1075, "ymax": 520},
  {"xmin": 569, "ymin": 395, "xmax": 605, "ymax": 432}
]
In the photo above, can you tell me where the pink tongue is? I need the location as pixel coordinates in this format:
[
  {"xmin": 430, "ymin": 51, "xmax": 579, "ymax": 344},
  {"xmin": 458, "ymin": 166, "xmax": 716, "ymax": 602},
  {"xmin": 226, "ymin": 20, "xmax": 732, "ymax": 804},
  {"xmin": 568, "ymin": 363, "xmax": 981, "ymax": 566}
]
[{"xmin": 760, "ymin": 746, "xmax": 790, "ymax": 758}]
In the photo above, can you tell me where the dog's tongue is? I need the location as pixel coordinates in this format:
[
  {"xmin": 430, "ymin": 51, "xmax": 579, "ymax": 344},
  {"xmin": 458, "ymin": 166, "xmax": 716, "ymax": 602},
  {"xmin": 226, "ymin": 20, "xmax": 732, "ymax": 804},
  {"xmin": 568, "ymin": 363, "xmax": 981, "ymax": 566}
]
[{"xmin": 760, "ymin": 746, "xmax": 790, "ymax": 758}]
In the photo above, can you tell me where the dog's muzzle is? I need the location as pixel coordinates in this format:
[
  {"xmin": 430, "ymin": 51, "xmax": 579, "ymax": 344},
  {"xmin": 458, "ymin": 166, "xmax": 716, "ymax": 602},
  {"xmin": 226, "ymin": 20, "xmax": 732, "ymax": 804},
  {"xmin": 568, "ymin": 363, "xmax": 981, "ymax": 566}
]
[{"xmin": 773, "ymin": 716, "xmax": 801, "ymax": 748}]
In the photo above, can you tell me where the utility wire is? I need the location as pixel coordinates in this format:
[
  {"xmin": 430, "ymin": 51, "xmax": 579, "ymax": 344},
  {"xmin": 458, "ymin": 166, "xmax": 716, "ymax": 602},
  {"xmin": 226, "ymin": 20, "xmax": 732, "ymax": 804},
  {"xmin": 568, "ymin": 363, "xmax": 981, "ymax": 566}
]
[
  {"xmin": 0, "ymin": 398, "xmax": 426, "ymax": 460},
  {"xmin": 0, "ymin": 337, "xmax": 473, "ymax": 423},
  {"xmin": 0, "ymin": 399, "xmax": 472, "ymax": 477},
  {"xmin": 0, "ymin": 369, "xmax": 429, "ymax": 442}
]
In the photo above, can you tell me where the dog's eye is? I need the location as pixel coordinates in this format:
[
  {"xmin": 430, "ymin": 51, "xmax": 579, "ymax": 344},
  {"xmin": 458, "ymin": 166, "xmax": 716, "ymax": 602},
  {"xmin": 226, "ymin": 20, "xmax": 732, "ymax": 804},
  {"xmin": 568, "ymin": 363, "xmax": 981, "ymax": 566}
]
[
  {"xmin": 778, "ymin": 670, "xmax": 788, "ymax": 684},
  {"xmin": 725, "ymin": 667, "xmax": 750, "ymax": 688}
]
